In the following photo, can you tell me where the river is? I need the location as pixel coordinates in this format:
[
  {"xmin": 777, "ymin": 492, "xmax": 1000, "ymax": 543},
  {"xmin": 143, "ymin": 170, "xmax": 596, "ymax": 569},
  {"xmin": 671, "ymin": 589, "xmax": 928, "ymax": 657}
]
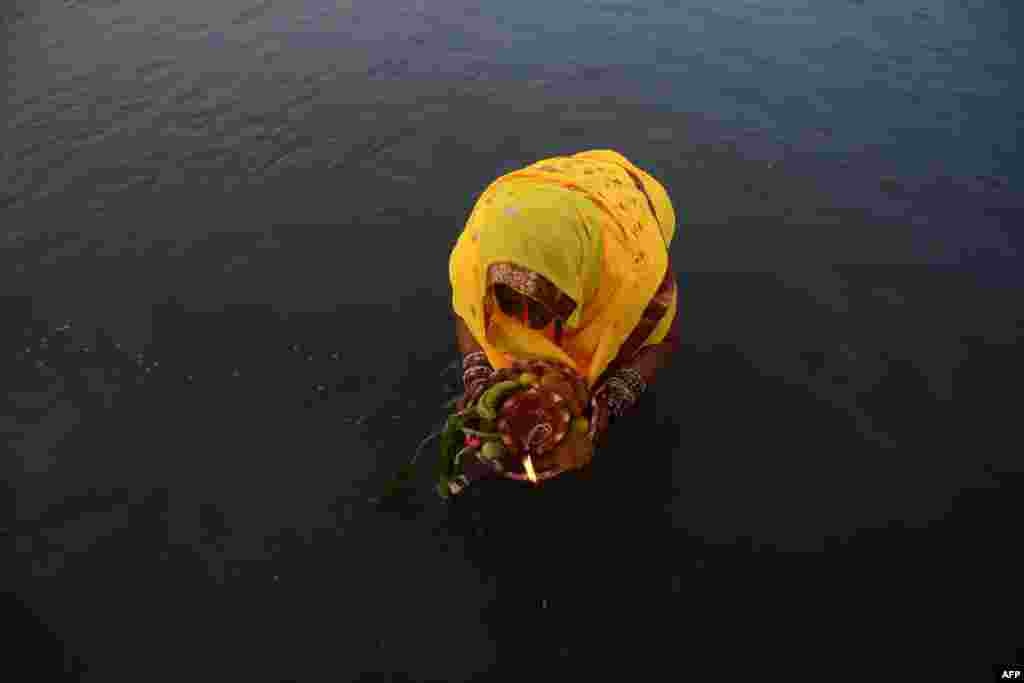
[{"xmin": 3, "ymin": 1, "xmax": 1021, "ymax": 679}]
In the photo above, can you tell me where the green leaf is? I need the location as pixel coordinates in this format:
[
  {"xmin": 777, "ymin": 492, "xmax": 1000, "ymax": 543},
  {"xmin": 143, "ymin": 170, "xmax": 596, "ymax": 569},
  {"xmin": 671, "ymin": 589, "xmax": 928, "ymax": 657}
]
[
  {"xmin": 437, "ymin": 412, "xmax": 467, "ymax": 488},
  {"xmin": 461, "ymin": 427, "xmax": 503, "ymax": 439}
]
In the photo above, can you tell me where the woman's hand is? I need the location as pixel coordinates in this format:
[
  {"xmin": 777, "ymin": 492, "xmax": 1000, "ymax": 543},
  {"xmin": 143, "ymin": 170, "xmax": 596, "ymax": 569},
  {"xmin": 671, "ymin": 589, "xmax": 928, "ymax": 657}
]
[
  {"xmin": 456, "ymin": 376, "xmax": 494, "ymax": 412},
  {"xmin": 587, "ymin": 368, "xmax": 647, "ymax": 446}
]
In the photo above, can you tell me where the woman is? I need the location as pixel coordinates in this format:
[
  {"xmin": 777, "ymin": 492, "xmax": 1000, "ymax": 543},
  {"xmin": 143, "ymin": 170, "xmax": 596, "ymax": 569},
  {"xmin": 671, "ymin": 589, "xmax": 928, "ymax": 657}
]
[{"xmin": 450, "ymin": 149, "xmax": 681, "ymax": 449}]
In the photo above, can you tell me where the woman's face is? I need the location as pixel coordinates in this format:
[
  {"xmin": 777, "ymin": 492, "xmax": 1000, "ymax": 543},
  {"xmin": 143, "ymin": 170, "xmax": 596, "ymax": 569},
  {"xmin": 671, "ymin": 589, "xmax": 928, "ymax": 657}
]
[{"xmin": 493, "ymin": 284, "xmax": 561, "ymax": 341}]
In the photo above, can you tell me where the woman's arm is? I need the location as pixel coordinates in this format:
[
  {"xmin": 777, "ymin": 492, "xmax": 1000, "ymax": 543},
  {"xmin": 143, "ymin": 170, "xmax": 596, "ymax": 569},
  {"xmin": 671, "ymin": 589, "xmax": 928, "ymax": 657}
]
[
  {"xmin": 605, "ymin": 258, "xmax": 681, "ymax": 387},
  {"xmin": 621, "ymin": 340, "xmax": 676, "ymax": 387},
  {"xmin": 586, "ymin": 307, "xmax": 678, "ymax": 443},
  {"xmin": 607, "ymin": 311, "xmax": 679, "ymax": 388},
  {"xmin": 623, "ymin": 297, "xmax": 681, "ymax": 385},
  {"xmin": 454, "ymin": 315, "xmax": 494, "ymax": 410}
]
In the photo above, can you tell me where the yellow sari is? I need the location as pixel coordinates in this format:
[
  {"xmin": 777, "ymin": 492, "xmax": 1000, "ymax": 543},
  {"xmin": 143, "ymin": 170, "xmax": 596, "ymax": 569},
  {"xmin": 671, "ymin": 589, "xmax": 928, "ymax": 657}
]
[{"xmin": 449, "ymin": 150, "xmax": 678, "ymax": 388}]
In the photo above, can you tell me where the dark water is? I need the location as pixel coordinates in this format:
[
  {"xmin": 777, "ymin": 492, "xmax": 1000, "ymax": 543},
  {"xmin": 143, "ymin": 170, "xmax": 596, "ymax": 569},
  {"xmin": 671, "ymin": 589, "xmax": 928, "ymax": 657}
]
[{"xmin": 3, "ymin": 1, "xmax": 1022, "ymax": 680}]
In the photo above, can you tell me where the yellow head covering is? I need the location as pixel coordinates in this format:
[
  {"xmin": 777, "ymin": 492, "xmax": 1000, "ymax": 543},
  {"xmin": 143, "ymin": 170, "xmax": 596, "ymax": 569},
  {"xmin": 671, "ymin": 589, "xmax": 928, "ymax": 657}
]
[
  {"xmin": 476, "ymin": 179, "xmax": 603, "ymax": 330},
  {"xmin": 450, "ymin": 150, "xmax": 677, "ymax": 387}
]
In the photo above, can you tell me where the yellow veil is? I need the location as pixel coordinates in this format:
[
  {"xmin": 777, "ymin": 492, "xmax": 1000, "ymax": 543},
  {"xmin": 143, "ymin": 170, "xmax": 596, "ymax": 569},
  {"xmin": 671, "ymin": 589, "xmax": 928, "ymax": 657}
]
[{"xmin": 449, "ymin": 150, "xmax": 677, "ymax": 387}]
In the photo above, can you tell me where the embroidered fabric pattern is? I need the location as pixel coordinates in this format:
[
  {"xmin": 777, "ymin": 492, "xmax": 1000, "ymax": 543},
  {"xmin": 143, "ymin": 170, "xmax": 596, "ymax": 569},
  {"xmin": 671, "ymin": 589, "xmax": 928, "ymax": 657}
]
[{"xmin": 486, "ymin": 262, "xmax": 577, "ymax": 323}]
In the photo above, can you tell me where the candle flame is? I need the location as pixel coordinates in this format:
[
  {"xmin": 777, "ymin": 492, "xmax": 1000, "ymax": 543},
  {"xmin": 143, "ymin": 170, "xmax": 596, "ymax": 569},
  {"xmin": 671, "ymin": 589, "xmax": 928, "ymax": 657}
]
[{"xmin": 522, "ymin": 456, "xmax": 538, "ymax": 484}]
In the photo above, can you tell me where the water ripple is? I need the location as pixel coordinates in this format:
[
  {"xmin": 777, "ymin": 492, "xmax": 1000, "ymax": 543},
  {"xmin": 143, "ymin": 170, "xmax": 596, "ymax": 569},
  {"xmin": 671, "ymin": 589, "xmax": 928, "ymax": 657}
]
[{"xmin": 231, "ymin": 0, "xmax": 279, "ymax": 27}]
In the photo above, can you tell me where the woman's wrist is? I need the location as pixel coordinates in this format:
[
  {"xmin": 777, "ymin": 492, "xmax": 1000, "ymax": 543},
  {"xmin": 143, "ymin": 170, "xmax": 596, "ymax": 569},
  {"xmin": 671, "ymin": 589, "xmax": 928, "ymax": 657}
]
[
  {"xmin": 622, "ymin": 341, "xmax": 674, "ymax": 387},
  {"xmin": 605, "ymin": 367, "xmax": 647, "ymax": 417},
  {"xmin": 461, "ymin": 350, "xmax": 494, "ymax": 401},
  {"xmin": 611, "ymin": 367, "xmax": 647, "ymax": 397},
  {"xmin": 461, "ymin": 350, "xmax": 489, "ymax": 368}
]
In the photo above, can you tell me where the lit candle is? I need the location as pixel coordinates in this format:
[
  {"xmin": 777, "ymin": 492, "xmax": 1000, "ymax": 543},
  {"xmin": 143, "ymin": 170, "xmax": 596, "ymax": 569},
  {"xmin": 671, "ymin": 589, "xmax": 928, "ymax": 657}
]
[{"xmin": 522, "ymin": 455, "xmax": 538, "ymax": 484}]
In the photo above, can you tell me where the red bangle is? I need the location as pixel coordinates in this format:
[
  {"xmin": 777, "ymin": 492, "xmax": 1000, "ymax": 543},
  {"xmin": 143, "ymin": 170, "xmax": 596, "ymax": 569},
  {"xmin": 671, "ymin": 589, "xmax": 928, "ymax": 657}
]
[
  {"xmin": 462, "ymin": 365, "xmax": 493, "ymax": 385},
  {"xmin": 461, "ymin": 351, "xmax": 489, "ymax": 370}
]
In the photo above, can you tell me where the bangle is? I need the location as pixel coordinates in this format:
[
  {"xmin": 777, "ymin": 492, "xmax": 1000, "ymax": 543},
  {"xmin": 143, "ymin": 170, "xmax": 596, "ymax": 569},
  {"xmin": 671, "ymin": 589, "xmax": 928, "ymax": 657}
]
[
  {"xmin": 614, "ymin": 367, "xmax": 647, "ymax": 396},
  {"xmin": 604, "ymin": 368, "xmax": 646, "ymax": 418},
  {"xmin": 461, "ymin": 351, "xmax": 489, "ymax": 371},
  {"xmin": 605, "ymin": 379, "xmax": 637, "ymax": 418},
  {"xmin": 464, "ymin": 377, "xmax": 492, "ymax": 403},
  {"xmin": 462, "ymin": 365, "xmax": 493, "ymax": 384},
  {"xmin": 606, "ymin": 394, "xmax": 632, "ymax": 418}
]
